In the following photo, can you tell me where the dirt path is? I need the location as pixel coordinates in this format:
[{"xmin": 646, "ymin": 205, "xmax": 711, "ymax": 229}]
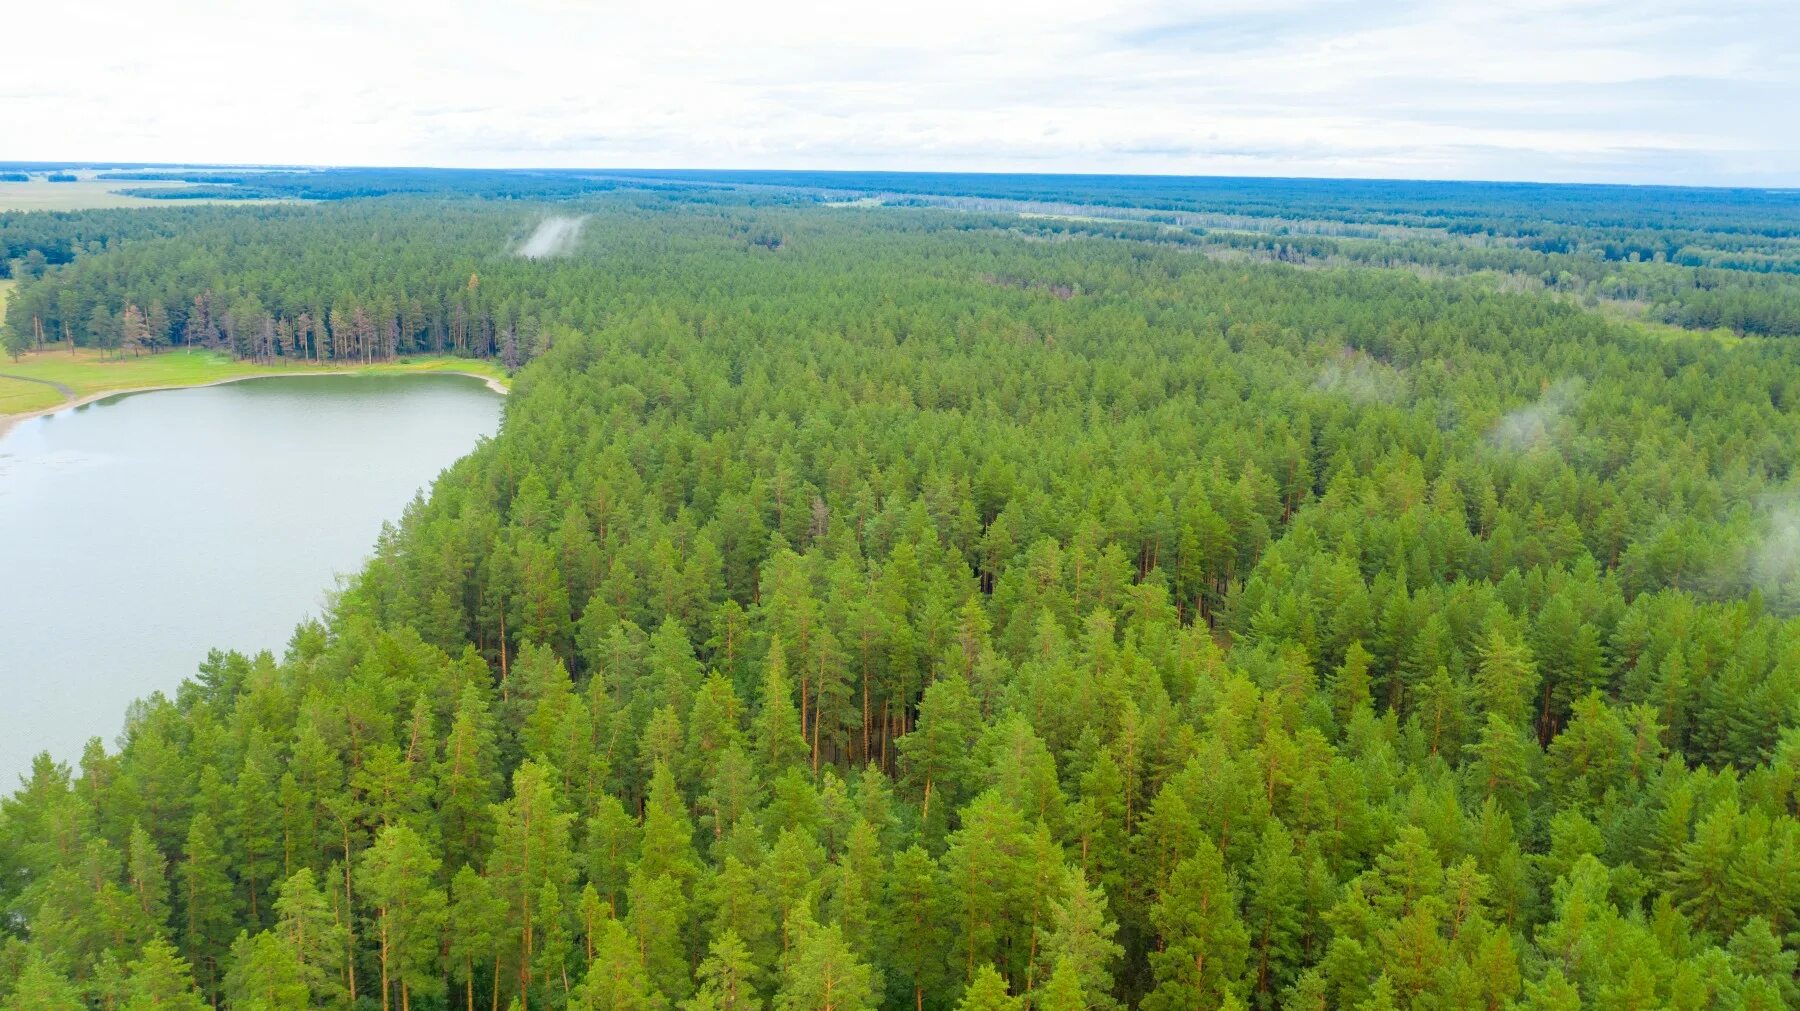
[{"xmin": 0, "ymin": 372, "xmax": 76, "ymax": 399}]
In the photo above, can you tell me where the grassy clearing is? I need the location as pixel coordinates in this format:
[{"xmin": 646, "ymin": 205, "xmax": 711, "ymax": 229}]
[
  {"xmin": 4, "ymin": 347, "xmax": 300, "ymax": 396},
  {"xmin": 364, "ymin": 355, "xmax": 511, "ymax": 386},
  {"xmin": 0, "ymin": 376, "xmax": 66, "ymax": 414},
  {"xmin": 0, "ymin": 180, "xmax": 182, "ymax": 211},
  {"xmin": 0, "ymin": 179, "xmax": 287, "ymax": 212},
  {"xmin": 0, "ymin": 347, "xmax": 508, "ymax": 423},
  {"xmin": 1616, "ymin": 315, "xmax": 1747, "ymax": 348}
]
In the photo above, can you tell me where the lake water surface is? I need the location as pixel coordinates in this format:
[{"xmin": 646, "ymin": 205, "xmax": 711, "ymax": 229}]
[{"xmin": 0, "ymin": 374, "xmax": 502, "ymax": 781}]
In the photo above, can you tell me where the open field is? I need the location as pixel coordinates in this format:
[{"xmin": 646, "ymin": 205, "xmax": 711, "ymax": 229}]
[
  {"xmin": 0, "ymin": 179, "xmax": 287, "ymax": 211},
  {"xmin": 0, "ymin": 347, "xmax": 508, "ymax": 432},
  {"xmin": 0, "ymin": 376, "xmax": 65, "ymax": 414}
]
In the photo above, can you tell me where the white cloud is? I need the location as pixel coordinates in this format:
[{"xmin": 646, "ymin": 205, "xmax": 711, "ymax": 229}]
[{"xmin": 6, "ymin": 0, "xmax": 1796, "ymax": 184}]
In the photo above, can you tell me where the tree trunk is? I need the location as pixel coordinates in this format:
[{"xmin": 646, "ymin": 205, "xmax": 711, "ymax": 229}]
[
  {"xmin": 499, "ymin": 609, "xmax": 510, "ymax": 698},
  {"xmin": 519, "ymin": 887, "xmax": 532, "ymax": 1011},
  {"xmin": 812, "ymin": 683, "xmax": 823, "ymax": 774},
  {"xmin": 343, "ymin": 827, "xmax": 358, "ymax": 1002},
  {"xmin": 378, "ymin": 910, "xmax": 391, "ymax": 1011}
]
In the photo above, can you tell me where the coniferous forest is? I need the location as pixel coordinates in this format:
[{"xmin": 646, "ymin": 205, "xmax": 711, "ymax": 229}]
[{"xmin": 9, "ymin": 175, "xmax": 1800, "ymax": 1010}]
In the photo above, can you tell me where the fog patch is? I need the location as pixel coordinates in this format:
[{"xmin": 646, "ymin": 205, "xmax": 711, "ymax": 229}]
[
  {"xmin": 515, "ymin": 216, "xmax": 586, "ymax": 260},
  {"xmin": 1748, "ymin": 497, "xmax": 1800, "ymax": 608},
  {"xmin": 1313, "ymin": 350, "xmax": 1404, "ymax": 404},
  {"xmin": 1489, "ymin": 378, "xmax": 1583, "ymax": 453}
]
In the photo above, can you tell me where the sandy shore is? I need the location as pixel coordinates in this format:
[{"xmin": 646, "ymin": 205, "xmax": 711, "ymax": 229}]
[{"xmin": 0, "ymin": 368, "xmax": 509, "ymax": 439}]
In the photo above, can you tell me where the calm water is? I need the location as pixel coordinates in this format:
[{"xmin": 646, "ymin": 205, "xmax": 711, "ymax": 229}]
[{"xmin": 0, "ymin": 374, "xmax": 502, "ymax": 782}]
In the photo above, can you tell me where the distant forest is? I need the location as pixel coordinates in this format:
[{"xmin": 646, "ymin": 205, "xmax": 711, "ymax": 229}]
[
  {"xmin": 8, "ymin": 176, "xmax": 1800, "ymax": 1010},
  {"xmin": 4, "ymin": 168, "xmax": 1799, "ymax": 355}
]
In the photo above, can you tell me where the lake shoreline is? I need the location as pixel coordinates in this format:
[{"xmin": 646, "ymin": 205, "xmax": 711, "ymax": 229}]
[
  {"xmin": 0, "ymin": 372, "xmax": 504, "ymax": 778},
  {"xmin": 0, "ymin": 367, "xmax": 508, "ymax": 439}
]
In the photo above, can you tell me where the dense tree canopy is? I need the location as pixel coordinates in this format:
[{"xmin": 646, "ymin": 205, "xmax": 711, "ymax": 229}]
[
  {"xmin": 7, "ymin": 168, "xmax": 1798, "ymax": 334},
  {"xmin": 7, "ymin": 182, "xmax": 1800, "ymax": 1009}
]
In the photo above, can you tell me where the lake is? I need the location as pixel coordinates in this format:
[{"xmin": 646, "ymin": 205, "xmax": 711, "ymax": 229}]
[{"xmin": 0, "ymin": 374, "xmax": 503, "ymax": 782}]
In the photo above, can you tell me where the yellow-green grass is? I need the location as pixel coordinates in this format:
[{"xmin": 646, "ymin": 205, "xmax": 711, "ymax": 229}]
[
  {"xmin": 1617, "ymin": 315, "xmax": 1747, "ymax": 348},
  {"xmin": 1, "ymin": 347, "xmax": 509, "ymax": 426},
  {"xmin": 359, "ymin": 355, "xmax": 511, "ymax": 386},
  {"xmin": 0, "ymin": 180, "xmax": 289, "ymax": 212},
  {"xmin": 0, "ymin": 376, "xmax": 66, "ymax": 414}
]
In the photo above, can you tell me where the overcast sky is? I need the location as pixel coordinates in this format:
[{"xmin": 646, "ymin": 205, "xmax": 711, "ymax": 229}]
[{"xmin": 8, "ymin": 0, "xmax": 1796, "ymax": 185}]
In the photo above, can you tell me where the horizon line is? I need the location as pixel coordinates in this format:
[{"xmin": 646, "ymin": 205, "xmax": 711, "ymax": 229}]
[{"xmin": 3, "ymin": 160, "xmax": 1797, "ymax": 195}]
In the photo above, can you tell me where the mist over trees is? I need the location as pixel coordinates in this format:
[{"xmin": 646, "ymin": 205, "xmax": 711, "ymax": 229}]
[{"xmin": 6, "ymin": 182, "xmax": 1800, "ymax": 1009}]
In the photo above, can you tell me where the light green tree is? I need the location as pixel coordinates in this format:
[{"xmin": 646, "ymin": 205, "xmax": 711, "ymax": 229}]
[{"xmin": 359, "ymin": 823, "xmax": 449, "ymax": 1011}]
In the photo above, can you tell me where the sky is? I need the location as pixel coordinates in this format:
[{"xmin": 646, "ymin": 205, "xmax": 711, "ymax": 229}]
[{"xmin": 7, "ymin": 0, "xmax": 1797, "ymax": 186}]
